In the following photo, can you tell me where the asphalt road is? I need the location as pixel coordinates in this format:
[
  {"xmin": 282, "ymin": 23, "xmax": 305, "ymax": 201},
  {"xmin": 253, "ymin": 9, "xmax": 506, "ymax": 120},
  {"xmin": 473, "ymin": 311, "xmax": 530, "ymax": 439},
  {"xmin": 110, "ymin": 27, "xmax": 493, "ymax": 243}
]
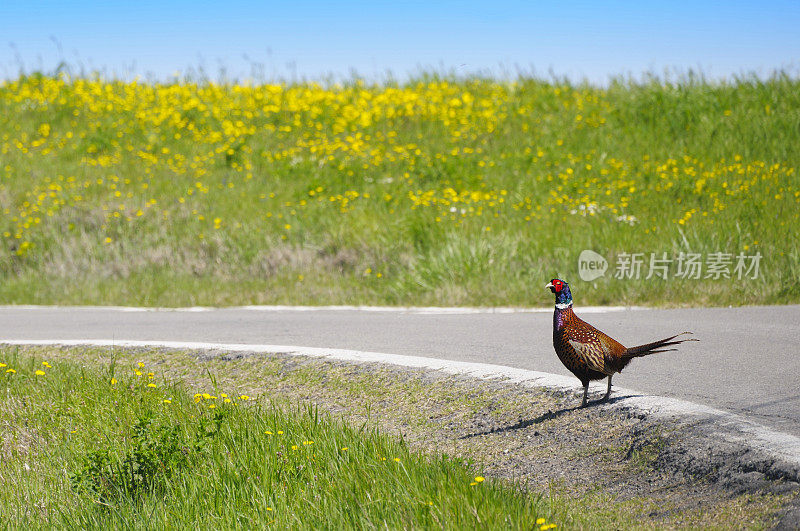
[{"xmin": 1, "ymin": 305, "xmax": 798, "ymax": 436}]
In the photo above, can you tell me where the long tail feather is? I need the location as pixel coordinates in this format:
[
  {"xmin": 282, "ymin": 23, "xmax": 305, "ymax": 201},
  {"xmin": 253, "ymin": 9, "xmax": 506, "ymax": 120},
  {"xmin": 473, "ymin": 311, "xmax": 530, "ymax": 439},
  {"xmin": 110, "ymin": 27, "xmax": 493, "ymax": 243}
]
[{"xmin": 623, "ymin": 331, "xmax": 698, "ymax": 360}]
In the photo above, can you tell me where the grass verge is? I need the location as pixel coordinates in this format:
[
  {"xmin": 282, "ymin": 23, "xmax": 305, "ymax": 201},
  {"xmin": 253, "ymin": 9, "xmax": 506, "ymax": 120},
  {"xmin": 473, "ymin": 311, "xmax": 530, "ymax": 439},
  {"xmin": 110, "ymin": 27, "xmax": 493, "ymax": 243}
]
[
  {"xmin": 0, "ymin": 346, "xmax": 557, "ymax": 528},
  {"xmin": 3, "ymin": 345, "xmax": 796, "ymax": 528}
]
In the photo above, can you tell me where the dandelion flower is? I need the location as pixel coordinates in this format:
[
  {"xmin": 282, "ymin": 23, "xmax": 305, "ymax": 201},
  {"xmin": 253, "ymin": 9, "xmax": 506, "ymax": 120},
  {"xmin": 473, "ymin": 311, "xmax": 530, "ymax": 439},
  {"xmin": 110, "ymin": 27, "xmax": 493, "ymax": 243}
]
[
  {"xmin": 238, "ymin": 395, "xmax": 250, "ymax": 400},
  {"xmin": 147, "ymin": 383, "xmax": 157, "ymax": 388},
  {"xmin": 35, "ymin": 370, "xmax": 46, "ymax": 376},
  {"xmin": 5, "ymin": 369, "xmax": 16, "ymax": 374},
  {"xmin": 474, "ymin": 476, "xmax": 485, "ymax": 483},
  {"xmin": 0, "ymin": 363, "xmax": 5, "ymax": 368},
  {"xmin": 111, "ymin": 378, "xmax": 118, "ymax": 385}
]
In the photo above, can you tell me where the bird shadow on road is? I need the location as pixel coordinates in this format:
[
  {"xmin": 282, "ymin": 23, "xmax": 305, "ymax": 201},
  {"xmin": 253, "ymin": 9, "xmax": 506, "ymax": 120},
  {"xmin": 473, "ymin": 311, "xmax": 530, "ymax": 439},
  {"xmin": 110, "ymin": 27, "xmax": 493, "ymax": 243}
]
[{"xmin": 459, "ymin": 393, "xmax": 639, "ymax": 440}]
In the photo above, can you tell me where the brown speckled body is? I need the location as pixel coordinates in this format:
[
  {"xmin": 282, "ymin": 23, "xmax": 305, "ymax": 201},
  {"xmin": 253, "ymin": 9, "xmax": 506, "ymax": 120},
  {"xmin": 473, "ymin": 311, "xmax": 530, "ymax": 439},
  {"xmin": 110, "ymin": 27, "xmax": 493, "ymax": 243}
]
[{"xmin": 553, "ymin": 305, "xmax": 630, "ymax": 387}]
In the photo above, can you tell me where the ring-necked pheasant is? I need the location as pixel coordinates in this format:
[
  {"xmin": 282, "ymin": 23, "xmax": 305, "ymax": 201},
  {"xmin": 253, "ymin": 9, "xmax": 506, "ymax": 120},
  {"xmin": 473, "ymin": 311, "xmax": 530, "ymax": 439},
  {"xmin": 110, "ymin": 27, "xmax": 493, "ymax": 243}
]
[{"xmin": 546, "ymin": 278, "xmax": 697, "ymax": 407}]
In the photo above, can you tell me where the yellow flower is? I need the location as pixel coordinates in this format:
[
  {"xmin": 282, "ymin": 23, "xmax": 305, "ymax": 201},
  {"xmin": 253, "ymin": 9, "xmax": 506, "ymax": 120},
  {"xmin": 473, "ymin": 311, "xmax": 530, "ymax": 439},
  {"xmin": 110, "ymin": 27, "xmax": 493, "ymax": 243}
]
[
  {"xmin": 536, "ymin": 518, "xmax": 546, "ymax": 525},
  {"xmin": 393, "ymin": 457, "xmax": 401, "ymax": 462},
  {"xmin": 5, "ymin": 369, "xmax": 15, "ymax": 374},
  {"xmin": 208, "ymin": 404, "xmax": 216, "ymax": 409},
  {"xmin": 147, "ymin": 383, "xmax": 157, "ymax": 388},
  {"xmin": 238, "ymin": 395, "xmax": 250, "ymax": 400},
  {"xmin": 163, "ymin": 399, "xmax": 172, "ymax": 404},
  {"xmin": 0, "ymin": 363, "xmax": 6, "ymax": 368},
  {"xmin": 42, "ymin": 361, "xmax": 52, "ymax": 368},
  {"xmin": 111, "ymin": 377, "xmax": 118, "ymax": 385},
  {"xmin": 35, "ymin": 370, "xmax": 46, "ymax": 376},
  {"xmin": 474, "ymin": 476, "xmax": 485, "ymax": 483},
  {"xmin": 137, "ymin": 362, "xmax": 145, "ymax": 368},
  {"xmin": 264, "ymin": 431, "xmax": 273, "ymax": 435},
  {"xmin": 341, "ymin": 447, "xmax": 348, "ymax": 451}
]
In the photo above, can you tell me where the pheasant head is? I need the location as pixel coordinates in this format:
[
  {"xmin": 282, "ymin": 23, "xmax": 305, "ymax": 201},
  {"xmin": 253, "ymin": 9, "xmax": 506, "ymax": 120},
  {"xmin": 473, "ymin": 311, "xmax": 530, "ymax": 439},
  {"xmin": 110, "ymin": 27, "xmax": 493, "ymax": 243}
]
[{"xmin": 546, "ymin": 278, "xmax": 573, "ymax": 309}]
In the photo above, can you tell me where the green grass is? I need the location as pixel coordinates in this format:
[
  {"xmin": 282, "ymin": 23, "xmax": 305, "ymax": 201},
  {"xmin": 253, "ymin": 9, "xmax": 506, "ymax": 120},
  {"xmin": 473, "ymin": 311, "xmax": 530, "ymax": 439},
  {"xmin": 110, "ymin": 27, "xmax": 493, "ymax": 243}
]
[
  {"xmin": 1, "ymin": 71, "xmax": 799, "ymax": 307},
  {"xmin": 0, "ymin": 348, "xmax": 560, "ymax": 528},
  {"xmin": 4, "ymin": 345, "xmax": 791, "ymax": 529}
]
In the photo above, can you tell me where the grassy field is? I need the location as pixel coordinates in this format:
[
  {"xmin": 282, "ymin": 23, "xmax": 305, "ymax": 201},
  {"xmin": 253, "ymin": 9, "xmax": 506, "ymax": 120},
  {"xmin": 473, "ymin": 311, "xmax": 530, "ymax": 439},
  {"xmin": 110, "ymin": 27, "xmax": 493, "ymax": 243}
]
[
  {"xmin": 0, "ymin": 347, "xmax": 564, "ymax": 528},
  {"xmin": 1, "ymin": 72, "xmax": 798, "ymax": 307}
]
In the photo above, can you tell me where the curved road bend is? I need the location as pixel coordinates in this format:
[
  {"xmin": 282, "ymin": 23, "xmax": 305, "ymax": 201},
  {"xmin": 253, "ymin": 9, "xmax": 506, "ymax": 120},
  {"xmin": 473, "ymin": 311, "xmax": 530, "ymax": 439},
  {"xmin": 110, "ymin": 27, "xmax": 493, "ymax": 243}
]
[{"xmin": 0, "ymin": 304, "xmax": 798, "ymax": 437}]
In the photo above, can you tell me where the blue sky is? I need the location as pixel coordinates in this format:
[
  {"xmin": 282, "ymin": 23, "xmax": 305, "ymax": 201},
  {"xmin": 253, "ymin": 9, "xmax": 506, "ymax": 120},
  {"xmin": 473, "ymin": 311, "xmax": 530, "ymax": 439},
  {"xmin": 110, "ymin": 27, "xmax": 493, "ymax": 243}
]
[{"xmin": 2, "ymin": 1, "xmax": 799, "ymax": 83}]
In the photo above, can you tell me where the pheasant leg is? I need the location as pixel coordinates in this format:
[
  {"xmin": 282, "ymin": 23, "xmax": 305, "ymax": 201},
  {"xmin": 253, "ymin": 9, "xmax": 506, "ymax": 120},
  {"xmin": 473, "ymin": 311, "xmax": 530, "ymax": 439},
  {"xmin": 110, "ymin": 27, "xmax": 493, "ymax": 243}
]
[
  {"xmin": 581, "ymin": 383, "xmax": 589, "ymax": 407},
  {"xmin": 603, "ymin": 375, "xmax": 613, "ymax": 402}
]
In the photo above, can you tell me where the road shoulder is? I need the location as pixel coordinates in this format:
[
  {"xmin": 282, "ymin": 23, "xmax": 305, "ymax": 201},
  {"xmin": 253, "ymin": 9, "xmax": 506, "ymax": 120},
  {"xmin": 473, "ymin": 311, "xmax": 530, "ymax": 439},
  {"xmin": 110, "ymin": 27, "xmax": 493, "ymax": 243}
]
[{"xmin": 17, "ymin": 343, "xmax": 800, "ymax": 529}]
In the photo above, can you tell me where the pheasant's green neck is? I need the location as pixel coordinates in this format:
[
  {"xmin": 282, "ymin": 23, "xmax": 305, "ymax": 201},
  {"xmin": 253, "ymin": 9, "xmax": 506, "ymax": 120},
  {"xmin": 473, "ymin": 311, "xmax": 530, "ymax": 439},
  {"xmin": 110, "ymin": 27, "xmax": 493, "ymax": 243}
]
[{"xmin": 554, "ymin": 288, "xmax": 573, "ymax": 309}]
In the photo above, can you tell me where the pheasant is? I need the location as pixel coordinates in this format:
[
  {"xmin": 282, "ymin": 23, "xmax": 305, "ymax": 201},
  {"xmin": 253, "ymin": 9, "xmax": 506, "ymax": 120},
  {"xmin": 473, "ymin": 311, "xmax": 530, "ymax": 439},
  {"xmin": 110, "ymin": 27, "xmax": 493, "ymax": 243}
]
[{"xmin": 546, "ymin": 278, "xmax": 697, "ymax": 407}]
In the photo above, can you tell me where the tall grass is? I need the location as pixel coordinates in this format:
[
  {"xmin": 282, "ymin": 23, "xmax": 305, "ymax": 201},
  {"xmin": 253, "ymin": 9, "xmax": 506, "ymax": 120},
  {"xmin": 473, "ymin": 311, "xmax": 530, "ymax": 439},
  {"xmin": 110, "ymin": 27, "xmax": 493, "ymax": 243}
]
[
  {"xmin": 0, "ymin": 348, "xmax": 557, "ymax": 528},
  {"xmin": 0, "ymin": 71, "xmax": 798, "ymax": 306}
]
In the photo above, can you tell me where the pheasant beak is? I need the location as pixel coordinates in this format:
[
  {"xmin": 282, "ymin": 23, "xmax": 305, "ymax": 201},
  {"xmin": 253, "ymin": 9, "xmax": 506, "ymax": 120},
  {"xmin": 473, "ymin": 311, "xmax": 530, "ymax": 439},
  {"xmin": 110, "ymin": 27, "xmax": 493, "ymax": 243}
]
[{"xmin": 545, "ymin": 282, "xmax": 554, "ymax": 290}]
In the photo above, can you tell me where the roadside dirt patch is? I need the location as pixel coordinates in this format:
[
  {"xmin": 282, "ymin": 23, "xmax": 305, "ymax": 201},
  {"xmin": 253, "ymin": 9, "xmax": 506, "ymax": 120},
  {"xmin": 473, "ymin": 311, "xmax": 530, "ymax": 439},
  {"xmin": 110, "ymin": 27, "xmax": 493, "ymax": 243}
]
[{"xmin": 30, "ymin": 345, "xmax": 800, "ymax": 528}]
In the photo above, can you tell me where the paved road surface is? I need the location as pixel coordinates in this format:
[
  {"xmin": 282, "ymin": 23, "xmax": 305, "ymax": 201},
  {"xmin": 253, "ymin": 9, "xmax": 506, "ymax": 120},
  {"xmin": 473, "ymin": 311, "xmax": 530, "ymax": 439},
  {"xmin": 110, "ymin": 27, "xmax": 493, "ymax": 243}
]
[{"xmin": 1, "ymin": 305, "xmax": 798, "ymax": 436}]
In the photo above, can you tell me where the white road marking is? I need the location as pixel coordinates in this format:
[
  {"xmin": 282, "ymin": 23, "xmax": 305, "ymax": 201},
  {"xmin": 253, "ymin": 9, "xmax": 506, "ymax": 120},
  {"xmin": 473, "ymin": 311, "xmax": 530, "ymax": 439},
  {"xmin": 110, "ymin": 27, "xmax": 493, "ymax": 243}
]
[
  {"xmin": 0, "ymin": 304, "xmax": 638, "ymax": 314},
  {"xmin": 3, "ymin": 337, "xmax": 799, "ymax": 469}
]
